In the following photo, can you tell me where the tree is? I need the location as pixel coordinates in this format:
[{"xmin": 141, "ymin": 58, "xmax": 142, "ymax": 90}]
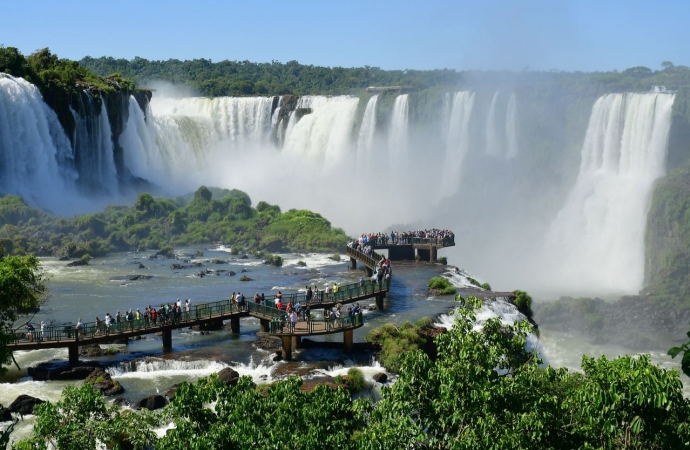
[{"xmin": 0, "ymin": 244, "xmax": 47, "ymax": 375}]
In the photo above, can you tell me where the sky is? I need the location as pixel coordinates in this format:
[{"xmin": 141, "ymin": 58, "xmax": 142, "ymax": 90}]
[{"xmin": 1, "ymin": 0, "xmax": 688, "ymax": 72}]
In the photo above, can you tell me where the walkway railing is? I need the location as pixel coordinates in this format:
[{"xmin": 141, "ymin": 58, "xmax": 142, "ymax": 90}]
[
  {"xmin": 367, "ymin": 236, "xmax": 455, "ymax": 247},
  {"xmin": 346, "ymin": 246, "xmax": 384, "ymax": 270},
  {"xmin": 11, "ymin": 278, "xmax": 389, "ymax": 345},
  {"xmin": 247, "ymin": 302, "xmax": 364, "ymax": 334}
]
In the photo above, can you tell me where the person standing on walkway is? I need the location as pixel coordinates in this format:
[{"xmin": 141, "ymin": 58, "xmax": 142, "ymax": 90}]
[
  {"xmin": 76, "ymin": 318, "xmax": 83, "ymax": 338},
  {"xmin": 290, "ymin": 310, "xmax": 297, "ymax": 332}
]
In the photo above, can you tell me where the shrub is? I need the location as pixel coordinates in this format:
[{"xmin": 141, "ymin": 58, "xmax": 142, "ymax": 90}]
[
  {"xmin": 264, "ymin": 254, "xmax": 283, "ymax": 267},
  {"xmin": 428, "ymin": 277, "xmax": 456, "ymax": 295},
  {"xmin": 80, "ymin": 254, "xmax": 91, "ymax": 262},
  {"xmin": 345, "ymin": 367, "xmax": 366, "ymax": 393},
  {"xmin": 481, "ymin": 282, "xmax": 491, "ymax": 291},
  {"xmin": 438, "ymin": 256, "xmax": 447, "ymax": 265},
  {"xmin": 330, "ymin": 253, "xmax": 341, "ymax": 262},
  {"xmin": 296, "ymin": 260, "xmax": 307, "ymax": 267},
  {"xmin": 512, "ymin": 290, "xmax": 534, "ymax": 319},
  {"xmin": 195, "ymin": 250, "xmax": 204, "ymax": 257},
  {"xmin": 156, "ymin": 245, "xmax": 175, "ymax": 258}
]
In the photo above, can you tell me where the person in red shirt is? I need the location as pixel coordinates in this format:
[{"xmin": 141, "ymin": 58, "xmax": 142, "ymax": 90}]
[{"xmin": 277, "ymin": 300, "xmax": 284, "ymax": 310}]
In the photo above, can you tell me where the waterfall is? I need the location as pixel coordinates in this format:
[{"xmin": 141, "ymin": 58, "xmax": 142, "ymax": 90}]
[
  {"xmin": 542, "ymin": 92, "xmax": 675, "ymax": 293},
  {"xmin": 282, "ymin": 95, "xmax": 359, "ymax": 166},
  {"xmin": 485, "ymin": 92, "xmax": 500, "ymax": 156},
  {"xmin": 388, "ymin": 94, "xmax": 409, "ymax": 176},
  {"xmin": 505, "ymin": 93, "xmax": 519, "ymax": 159},
  {"xmin": 0, "ymin": 74, "xmax": 77, "ymax": 210},
  {"xmin": 357, "ymin": 95, "xmax": 378, "ymax": 163},
  {"xmin": 440, "ymin": 91, "xmax": 475, "ymax": 195},
  {"xmin": 71, "ymin": 93, "xmax": 118, "ymax": 195}
]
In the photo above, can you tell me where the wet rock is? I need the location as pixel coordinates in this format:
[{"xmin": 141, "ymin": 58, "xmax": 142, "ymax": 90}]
[
  {"xmin": 239, "ymin": 275, "xmax": 253, "ymax": 282},
  {"xmin": 254, "ymin": 336, "xmax": 282, "ymax": 350},
  {"xmin": 137, "ymin": 395, "xmax": 167, "ymax": 411},
  {"xmin": 240, "ymin": 254, "xmax": 248, "ymax": 259},
  {"xmin": 85, "ymin": 369, "xmax": 124, "ymax": 396},
  {"xmin": 228, "ymin": 271, "xmax": 236, "ymax": 276},
  {"xmin": 165, "ymin": 384, "xmax": 180, "ymax": 402},
  {"xmin": 210, "ymin": 259, "xmax": 227, "ymax": 264},
  {"xmin": 138, "ymin": 263, "xmax": 146, "ymax": 269},
  {"xmin": 28, "ymin": 363, "xmax": 101, "ymax": 381},
  {"xmin": 109, "ymin": 275, "xmax": 154, "ymax": 281},
  {"xmin": 373, "ymin": 372, "xmax": 388, "ymax": 383},
  {"xmin": 66, "ymin": 259, "xmax": 89, "ymax": 267},
  {"xmin": 240, "ymin": 268, "xmax": 248, "ymax": 273},
  {"xmin": 0, "ymin": 406, "xmax": 12, "ymax": 421},
  {"xmin": 300, "ymin": 377, "xmax": 339, "ymax": 393},
  {"xmin": 58, "ymin": 255, "xmax": 70, "ymax": 261},
  {"xmin": 113, "ymin": 397, "xmax": 133, "ymax": 408},
  {"xmin": 8, "ymin": 395, "xmax": 45, "ymax": 415},
  {"xmin": 170, "ymin": 264, "xmax": 188, "ymax": 270},
  {"xmin": 217, "ymin": 367, "xmax": 240, "ymax": 386}
]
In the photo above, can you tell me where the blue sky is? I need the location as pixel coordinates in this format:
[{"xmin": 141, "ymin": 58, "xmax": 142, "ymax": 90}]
[{"xmin": 1, "ymin": 0, "xmax": 687, "ymax": 72}]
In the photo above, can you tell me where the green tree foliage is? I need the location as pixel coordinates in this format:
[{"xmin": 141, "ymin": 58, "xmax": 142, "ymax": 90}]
[
  {"xmin": 0, "ymin": 187, "xmax": 349, "ymax": 258},
  {"xmin": 0, "ymin": 243, "xmax": 46, "ymax": 375},
  {"xmin": 14, "ymin": 384, "xmax": 158, "ymax": 450},
  {"xmin": 0, "ymin": 47, "xmax": 140, "ymax": 141},
  {"xmin": 12, "ymin": 308, "xmax": 690, "ymax": 448},
  {"xmin": 365, "ymin": 318, "xmax": 434, "ymax": 372},
  {"xmin": 427, "ymin": 276, "xmax": 456, "ymax": 295}
]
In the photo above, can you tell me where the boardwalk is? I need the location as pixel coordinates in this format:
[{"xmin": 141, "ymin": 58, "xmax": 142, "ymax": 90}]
[{"xmin": 10, "ymin": 276, "xmax": 389, "ymax": 361}]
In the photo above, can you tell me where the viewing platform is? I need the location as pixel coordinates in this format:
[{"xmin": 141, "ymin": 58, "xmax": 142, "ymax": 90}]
[
  {"xmin": 350, "ymin": 236, "xmax": 454, "ymax": 263},
  {"xmin": 9, "ymin": 278, "xmax": 389, "ymax": 362}
]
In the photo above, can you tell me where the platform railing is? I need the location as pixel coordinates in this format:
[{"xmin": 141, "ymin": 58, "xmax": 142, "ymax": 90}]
[{"xmin": 12, "ymin": 278, "xmax": 388, "ymax": 345}]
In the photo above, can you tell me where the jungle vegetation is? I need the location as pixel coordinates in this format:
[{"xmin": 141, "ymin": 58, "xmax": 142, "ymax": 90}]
[
  {"xmin": 9, "ymin": 302, "xmax": 690, "ymax": 449},
  {"xmin": 0, "ymin": 186, "xmax": 350, "ymax": 259}
]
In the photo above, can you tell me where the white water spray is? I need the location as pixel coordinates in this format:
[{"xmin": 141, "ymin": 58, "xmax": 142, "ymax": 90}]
[{"xmin": 541, "ymin": 92, "xmax": 675, "ymax": 294}]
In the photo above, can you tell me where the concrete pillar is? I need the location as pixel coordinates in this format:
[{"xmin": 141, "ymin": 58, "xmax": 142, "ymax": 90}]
[
  {"xmin": 230, "ymin": 316, "xmax": 241, "ymax": 333},
  {"xmin": 162, "ymin": 329, "xmax": 172, "ymax": 349},
  {"xmin": 259, "ymin": 318, "xmax": 270, "ymax": 333},
  {"xmin": 281, "ymin": 336, "xmax": 293, "ymax": 361},
  {"xmin": 430, "ymin": 246, "xmax": 438, "ymax": 262},
  {"xmin": 349, "ymin": 257, "xmax": 357, "ymax": 270},
  {"xmin": 366, "ymin": 267, "xmax": 373, "ymax": 277},
  {"xmin": 375, "ymin": 293, "xmax": 384, "ymax": 310},
  {"xmin": 68, "ymin": 344, "xmax": 79, "ymax": 364},
  {"xmin": 343, "ymin": 329, "xmax": 353, "ymax": 353},
  {"xmin": 417, "ymin": 248, "xmax": 430, "ymax": 262},
  {"xmin": 292, "ymin": 335, "xmax": 302, "ymax": 349}
]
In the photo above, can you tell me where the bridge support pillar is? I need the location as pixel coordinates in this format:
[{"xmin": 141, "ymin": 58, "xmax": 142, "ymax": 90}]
[
  {"xmin": 259, "ymin": 318, "xmax": 270, "ymax": 333},
  {"xmin": 162, "ymin": 329, "xmax": 172, "ymax": 349},
  {"xmin": 68, "ymin": 344, "xmax": 79, "ymax": 364},
  {"xmin": 349, "ymin": 257, "xmax": 357, "ymax": 270},
  {"xmin": 292, "ymin": 335, "xmax": 302, "ymax": 349},
  {"xmin": 430, "ymin": 246, "xmax": 437, "ymax": 262},
  {"xmin": 281, "ymin": 336, "xmax": 293, "ymax": 361},
  {"xmin": 366, "ymin": 267, "xmax": 373, "ymax": 277},
  {"xmin": 343, "ymin": 329, "xmax": 353, "ymax": 353},
  {"xmin": 375, "ymin": 293, "xmax": 384, "ymax": 310},
  {"xmin": 417, "ymin": 248, "xmax": 430, "ymax": 262},
  {"xmin": 230, "ymin": 316, "xmax": 241, "ymax": 334}
]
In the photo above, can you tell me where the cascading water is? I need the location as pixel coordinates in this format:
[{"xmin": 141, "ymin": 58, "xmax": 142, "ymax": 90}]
[
  {"xmin": 485, "ymin": 92, "xmax": 500, "ymax": 156},
  {"xmin": 505, "ymin": 93, "xmax": 519, "ymax": 159},
  {"xmin": 0, "ymin": 74, "xmax": 77, "ymax": 210},
  {"xmin": 388, "ymin": 94, "xmax": 409, "ymax": 177},
  {"xmin": 541, "ymin": 92, "xmax": 675, "ymax": 294},
  {"xmin": 282, "ymin": 95, "xmax": 359, "ymax": 166},
  {"xmin": 440, "ymin": 91, "xmax": 474, "ymax": 195},
  {"xmin": 71, "ymin": 93, "xmax": 118, "ymax": 195},
  {"xmin": 357, "ymin": 95, "xmax": 378, "ymax": 163}
]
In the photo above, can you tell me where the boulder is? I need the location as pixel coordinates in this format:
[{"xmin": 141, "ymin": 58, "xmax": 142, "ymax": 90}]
[
  {"xmin": 228, "ymin": 271, "xmax": 236, "ymax": 276},
  {"xmin": 28, "ymin": 364, "xmax": 101, "ymax": 381},
  {"xmin": 372, "ymin": 372, "xmax": 388, "ymax": 383},
  {"xmin": 217, "ymin": 367, "xmax": 240, "ymax": 386},
  {"xmin": 58, "ymin": 255, "xmax": 70, "ymax": 261},
  {"xmin": 0, "ymin": 406, "xmax": 12, "ymax": 421},
  {"xmin": 262, "ymin": 239, "xmax": 285, "ymax": 253},
  {"xmin": 138, "ymin": 263, "xmax": 146, "ymax": 269},
  {"xmin": 85, "ymin": 369, "xmax": 124, "ymax": 396},
  {"xmin": 239, "ymin": 275, "xmax": 253, "ymax": 282},
  {"xmin": 8, "ymin": 395, "xmax": 45, "ymax": 415},
  {"xmin": 165, "ymin": 384, "xmax": 180, "ymax": 402},
  {"xmin": 137, "ymin": 395, "xmax": 168, "ymax": 411},
  {"xmin": 210, "ymin": 259, "xmax": 227, "ymax": 264},
  {"xmin": 66, "ymin": 259, "xmax": 89, "ymax": 267}
]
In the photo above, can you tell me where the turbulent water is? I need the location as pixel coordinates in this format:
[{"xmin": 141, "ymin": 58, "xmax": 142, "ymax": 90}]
[
  {"xmin": 0, "ymin": 77, "xmax": 678, "ymax": 295},
  {"xmin": 540, "ymin": 93, "xmax": 675, "ymax": 294}
]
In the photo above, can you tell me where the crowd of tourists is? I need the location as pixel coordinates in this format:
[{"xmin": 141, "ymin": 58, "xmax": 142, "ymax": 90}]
[
  {"xmin": 80, "ymin": 299, "xmax": 195, "ymax": 336},
  {"xmin": 352, "ymin": 229, "xmax": 455, "ymax": 247}
]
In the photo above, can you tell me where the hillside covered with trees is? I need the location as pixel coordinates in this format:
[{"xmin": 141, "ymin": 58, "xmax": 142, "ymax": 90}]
[{"xmin": 0, "ymin": 186, "xmax": 349, "ymax": 259}]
